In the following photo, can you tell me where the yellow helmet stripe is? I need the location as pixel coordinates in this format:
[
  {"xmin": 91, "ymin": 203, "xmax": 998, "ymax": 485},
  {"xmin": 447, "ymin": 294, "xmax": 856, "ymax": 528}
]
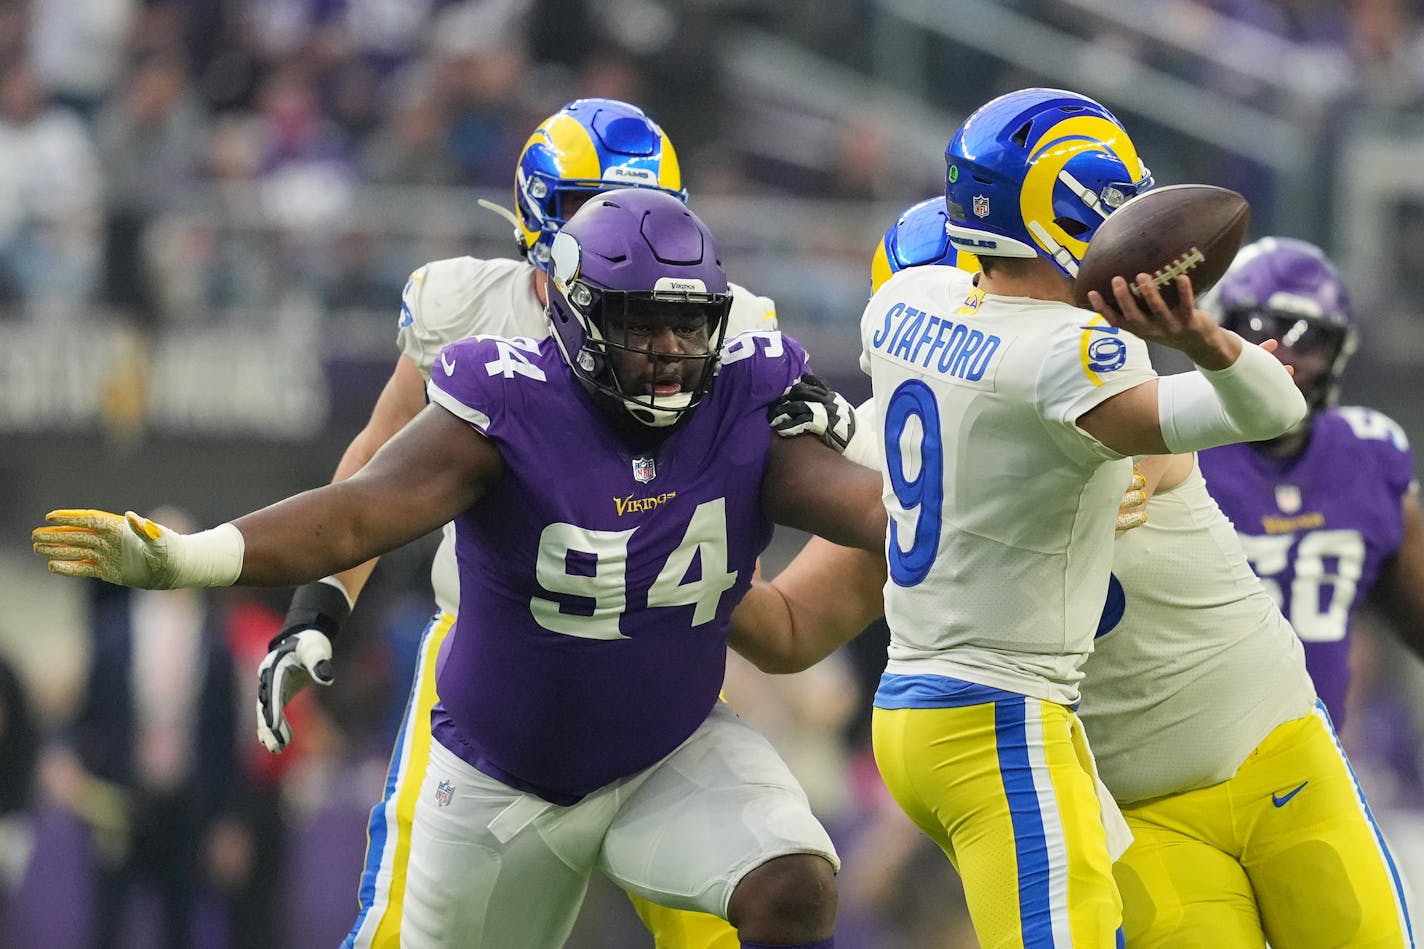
[
  {"xmin": 871, "ymin": 241, "xmax": 894, "ymax": 293},
  {"xmin": 1019, "ymin": 115, "xmax": 1144, "ymax": 264},
  {"xmin": 656, "ymin": 129, "xmax": 682, "ymax": 192}
]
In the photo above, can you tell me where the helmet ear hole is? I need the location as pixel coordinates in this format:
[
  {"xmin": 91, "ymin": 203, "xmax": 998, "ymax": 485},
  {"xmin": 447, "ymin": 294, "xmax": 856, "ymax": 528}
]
[{"xmin": 1056, "ymin": 217, "xmax": 1091, "ymax": 238}]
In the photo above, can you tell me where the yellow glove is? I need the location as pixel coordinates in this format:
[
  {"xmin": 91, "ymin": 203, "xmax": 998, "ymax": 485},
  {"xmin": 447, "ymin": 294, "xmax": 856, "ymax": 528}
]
[
  {"xmin": 32, "ymin": 509, "xmax": 244, "ymax": 589},
  {"xmin": 1115, "ymin": 467, "xmax": 1148, "ymax": 538}
]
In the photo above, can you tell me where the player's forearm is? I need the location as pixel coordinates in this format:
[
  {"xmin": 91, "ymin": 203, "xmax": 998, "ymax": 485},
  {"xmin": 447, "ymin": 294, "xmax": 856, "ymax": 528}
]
[
  {"xmin": 1157, "ymin": 338, "xmax": 1306, "ymax": 452},
  {"xmin": 232, "ymin": 479, "xmax": 438, "ymax": 585},
  {"xmin": 1378, "ymin": 494, "xmax": 1424, "ymax": 662},
  {"xmin": 730, "ymin": 539, "xmax": 886, "ymax": 674},
  {"xmin": 728, "ymin": 579, "xmax": 804, "ymax": 673}
]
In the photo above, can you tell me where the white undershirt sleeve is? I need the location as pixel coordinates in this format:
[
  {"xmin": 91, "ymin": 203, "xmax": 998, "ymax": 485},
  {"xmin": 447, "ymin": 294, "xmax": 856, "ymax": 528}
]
[{"xmin": 1156, "ymin": 338, "xmax": 1307, "ymax": 454}]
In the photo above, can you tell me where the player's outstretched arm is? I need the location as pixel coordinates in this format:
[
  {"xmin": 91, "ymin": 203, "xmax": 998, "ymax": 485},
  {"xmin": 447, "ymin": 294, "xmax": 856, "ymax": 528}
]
[
  {"xmin": 1377, "ymin": 489, "xmax": 1424, "ymax": 665},
  {"xmin": 34, "ymin": 403, "xmax": 502, "ymax": 590},
  {"xmin": 232, "ymin": 403, "xmax": 501, "ymax": 584},
  {"xmin": 760, "ymin": 434, "xmax": 887, "ymax": 552},
  {"xmin": 729, "ymin": 536, "xmax": 887, "ymax": 674}
]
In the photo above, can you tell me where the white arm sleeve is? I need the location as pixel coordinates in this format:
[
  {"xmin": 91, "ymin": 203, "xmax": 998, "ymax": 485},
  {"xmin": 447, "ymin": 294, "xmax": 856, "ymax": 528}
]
[{"xmin": 1156, "ymin": 340, "xmax": 1308, "ymax": 454}]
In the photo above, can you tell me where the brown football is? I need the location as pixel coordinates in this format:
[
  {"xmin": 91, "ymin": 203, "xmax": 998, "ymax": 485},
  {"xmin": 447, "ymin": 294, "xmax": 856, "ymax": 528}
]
[{"xmin": 1073, "ymin": 183, "xmax": 1250, "ymax": 313}]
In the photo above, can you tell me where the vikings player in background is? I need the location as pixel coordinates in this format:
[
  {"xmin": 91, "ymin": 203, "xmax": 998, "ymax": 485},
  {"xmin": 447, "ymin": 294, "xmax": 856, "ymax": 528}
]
[{"xmin": 1198, "ymin": 237, "xmax": 1424, "ymax": 728}]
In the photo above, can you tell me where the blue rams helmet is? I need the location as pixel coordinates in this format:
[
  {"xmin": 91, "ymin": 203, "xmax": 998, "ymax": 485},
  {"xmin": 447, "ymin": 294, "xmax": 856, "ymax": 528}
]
[
  {"xmin": 1209, "ymin": 236, "xmax": 1357, "ymax": 412},
  {"xmin": 515, "ymin": 99, "xmax": 687, "ymax": 270},
  {"xmin": 871, "ymin": 196, "xmax": 980, "ymax": 293},
  {"xmin": 944, "ymin": 88, "xmax": 1153, "ymax": 278},
  {"xmin": 546, "ymin": 188, "xmax": 731, "ymax": 429}
]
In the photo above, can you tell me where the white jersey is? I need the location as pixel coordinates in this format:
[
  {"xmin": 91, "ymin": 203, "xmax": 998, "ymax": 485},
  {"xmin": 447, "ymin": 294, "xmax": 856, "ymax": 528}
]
[
  {"xmin": 859, "ymin": 266, "xmax": 1155, "ymax": 704},
  {"xmin": 1077, "ymin": 459, "xmax": 1317, "ymax": 805},
  {"xmin": 395, "ymin": 255, "xmax": 779, "ymax": 615}
]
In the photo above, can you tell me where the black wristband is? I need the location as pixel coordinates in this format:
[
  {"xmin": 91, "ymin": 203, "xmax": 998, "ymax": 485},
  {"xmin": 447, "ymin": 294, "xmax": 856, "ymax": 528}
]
[{"xmin": 271, "ymin": 580, "xmax": 352, "ymax": 650}]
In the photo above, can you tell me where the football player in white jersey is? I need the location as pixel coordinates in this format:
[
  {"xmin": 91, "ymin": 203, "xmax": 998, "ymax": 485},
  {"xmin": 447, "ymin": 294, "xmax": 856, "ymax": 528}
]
[
  {"xmin": 249, "ymin": 99, "xmax": 773, "ymax": 949},
  {"xmin": 853, "ymin": 87, "xmax": 1305, "ymax": 947},
  {"xmin": 731, "ymin": 200, "xmax": 1415, "ymax": 947}
]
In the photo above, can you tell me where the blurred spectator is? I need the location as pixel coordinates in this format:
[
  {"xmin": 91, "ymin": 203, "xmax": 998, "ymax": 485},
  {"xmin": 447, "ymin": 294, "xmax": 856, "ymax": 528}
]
[
  {"xmin": 1349, "ymin": 0, "xmax": 1424, "ymax": 111},
  {"xmin": 430, "ymin": 1, "xmax": 535, "ymax": 187},
  {"xmin": 0, "ymin": 651, "xmax": 39, "ymax": 935},
  {"xmin": 27, "ymin": 0, "xmax": 137, "ymax": 118},
  {"xmin": 43, "ymin": 508, "xmax": 248, "ymax": 949},
  {"xmin": 356, "ymin": 69, "xmax": 459, "ymax": 185},
  {"xmin": 94, "ymin": 51, "xmax": 209, "ymax": 322},
  {"xmin": 222, "ymin": 590, "xmax": 312, "ymax": 949},
  {"xmin": 0, "ymin": 58, "xmax": 104, "ymax": 315}
]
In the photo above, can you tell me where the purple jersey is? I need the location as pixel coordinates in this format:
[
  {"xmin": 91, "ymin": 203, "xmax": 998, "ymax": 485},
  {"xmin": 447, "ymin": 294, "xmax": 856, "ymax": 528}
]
[
  {"xmin": 423, "ymin": 330, "xmax": 808, "ymax": 803},
  {"xmin": 1198, "ymin": 406, "xmax": 1414, "ymax": 724}
]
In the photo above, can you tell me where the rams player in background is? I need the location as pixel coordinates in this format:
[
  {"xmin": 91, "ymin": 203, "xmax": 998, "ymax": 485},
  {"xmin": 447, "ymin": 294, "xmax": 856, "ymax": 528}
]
[
  {"xmin": 249, "ymin": 99, "xmax": 772, "ymax": 949},
  {"xmin": 731, "ymin": 198, "xmax": 1415, "ymax": 946}
]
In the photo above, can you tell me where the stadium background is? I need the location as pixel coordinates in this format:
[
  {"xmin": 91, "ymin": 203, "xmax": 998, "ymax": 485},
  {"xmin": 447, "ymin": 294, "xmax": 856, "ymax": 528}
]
[{"xmin": 0, "ymin": 1, "xmax": 1422, "ymax": 946}]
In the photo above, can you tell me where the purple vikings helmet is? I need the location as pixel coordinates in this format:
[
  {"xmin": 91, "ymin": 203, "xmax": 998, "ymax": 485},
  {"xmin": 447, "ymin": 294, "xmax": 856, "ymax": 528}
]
[
  {"xmin": 546, "ymin": 188, "xmax": 732, "ymax": 428},
  {"xmin": 515, "ymin": 99, "xmax": 687, "ymax": 270},
  {"xmin": 1210, "ymin": 236, "xmax": 1357, "ymax": 411},
  {"xmin": 945, "ymin": 88, "xmax": 1153, "ymax": 278}
]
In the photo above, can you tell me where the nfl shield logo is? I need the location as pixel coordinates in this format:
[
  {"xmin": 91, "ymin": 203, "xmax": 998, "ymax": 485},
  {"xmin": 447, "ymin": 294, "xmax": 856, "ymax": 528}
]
[
  {"xmin": 1275, "ymin": 484, "xmax": 1302, "ymax": 514},
  {"xmin": 435, "ymin": 779, "xmax": 454, "ymax": 807},
  {"xmin": 972, "ymin": 195, "xmax": 991, "ymax": 219},
  {"xmin": 632, "ymin": 457, "xmax": 656, "ymax": 484}
]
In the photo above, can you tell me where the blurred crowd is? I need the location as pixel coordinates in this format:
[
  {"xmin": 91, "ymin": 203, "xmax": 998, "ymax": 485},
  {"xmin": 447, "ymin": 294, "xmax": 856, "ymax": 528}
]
[
  {"xmin": 2, "ymin": 1, "xmax": 1424, "ymax": 947},
  {"xmin": 0, "ymin": 0, "xmax": 1421, "ymax": 325}
]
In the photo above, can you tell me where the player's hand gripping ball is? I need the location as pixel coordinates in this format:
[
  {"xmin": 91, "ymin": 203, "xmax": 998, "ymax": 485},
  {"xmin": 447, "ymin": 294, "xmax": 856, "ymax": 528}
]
[{"xmin": 1074, "ymin": 184, "xmax": 1250, "ymax": 314}]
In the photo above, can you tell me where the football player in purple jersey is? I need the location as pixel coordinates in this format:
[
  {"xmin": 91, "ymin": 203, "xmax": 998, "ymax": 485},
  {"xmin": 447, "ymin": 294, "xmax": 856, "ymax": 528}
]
[
  {"xmin": 1198, "ymin": 236, "xmax": 1424, "ymax": 727},
  {"xmin": 33, "ymin": 189, "xmax": 886, "ymax": 949}
]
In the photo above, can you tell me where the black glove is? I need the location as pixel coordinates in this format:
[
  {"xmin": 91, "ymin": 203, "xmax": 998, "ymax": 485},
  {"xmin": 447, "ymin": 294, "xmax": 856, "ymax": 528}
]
[
  {"xmin": 255, "ymin": 579, "xmax": 350, "ymax": 753},
  {"xmin": 768, "ymin": 373, "xmax": 857, "ymax": 453}
]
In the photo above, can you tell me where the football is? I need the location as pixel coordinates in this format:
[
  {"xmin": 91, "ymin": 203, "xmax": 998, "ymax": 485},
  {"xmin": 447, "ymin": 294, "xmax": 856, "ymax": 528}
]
[{"xmin": 1073, "ymin": 183, "xmax": 1251, "ymax": 313}]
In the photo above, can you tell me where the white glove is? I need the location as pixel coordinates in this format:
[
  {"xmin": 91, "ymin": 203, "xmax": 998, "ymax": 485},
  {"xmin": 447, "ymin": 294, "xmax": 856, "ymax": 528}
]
[
  {"xmin": 768, "ymin": 373, "xmax": 857, "ymax": 453},
  {"xmin": 256, "ymin": 628, "xmax": 335, "ymax": 753},
  {"xmin": 255, "ymin": 578, "xmax": 351, "ymax": 754},
  {"xmin": 32, "ymin": 509, "xmax": 243, "ymax": 589}
]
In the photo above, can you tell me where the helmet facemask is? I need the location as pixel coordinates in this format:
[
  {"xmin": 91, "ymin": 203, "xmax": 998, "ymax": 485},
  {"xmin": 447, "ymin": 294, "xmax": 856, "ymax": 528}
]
[
  {"xmin": 1211, "ymin": 236, "xmax": 1357, "ymax": 413},
  {"xmin": 545, "ymin": 192, "xmax": 732, "ymax": 429},
  {"xmin": 1220, "ymin": 306, "xmax": 1356, "ymax": 412}
]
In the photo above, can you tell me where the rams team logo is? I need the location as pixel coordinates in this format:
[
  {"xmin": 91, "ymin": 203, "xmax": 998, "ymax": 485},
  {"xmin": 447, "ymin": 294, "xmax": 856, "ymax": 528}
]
[
  {"xmin": 972, "ymin": 195, "xmax": 991, "ymax": 219},
  {"xmin": 1086, "ymin": 335, "xmax": 1127, "ymax": 373},
  {"xmin": 435, "ymin": 779, "xmax": 455, "ymax": 807},
  {"xmin": 632, "ymin": 457, "xmax": 657, "ymax": 483}
]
